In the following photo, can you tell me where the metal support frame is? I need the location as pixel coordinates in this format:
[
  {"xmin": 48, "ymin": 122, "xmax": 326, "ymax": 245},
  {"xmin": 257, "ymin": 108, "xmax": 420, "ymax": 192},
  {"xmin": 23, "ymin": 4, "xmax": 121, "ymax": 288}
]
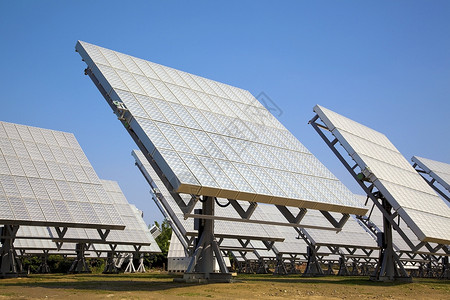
[
  {"xmin": 103, "ymin": 244, "xmax": 118, "ymax": 274},
  {"xmin": 124, "ymin": 254, "xmax": 136, "ymax": 273},
  {"xmin": 309, "ymin": 114, "xmax": 435, "ymax": 281},
  {"xmin": 0, "ymin": 225, "xmax": 22, "ymax": 278},
  {"xmin": 69, "ymin": 243, "xmax": 91, "ymax": 273},
  {"xmin": 37, "ymin": 250, "xmax": 51, "ymax": 274},
  {"xmin": 136, "ymin": 253, "xmax": 146, "ymax": 273},
  {"xmin": 303, "ymin": 245, "xmax": 324, "ymax": 276},
  {"xmin": 337, "ymin": 256, "xmax": 350, "ymax": 276}
]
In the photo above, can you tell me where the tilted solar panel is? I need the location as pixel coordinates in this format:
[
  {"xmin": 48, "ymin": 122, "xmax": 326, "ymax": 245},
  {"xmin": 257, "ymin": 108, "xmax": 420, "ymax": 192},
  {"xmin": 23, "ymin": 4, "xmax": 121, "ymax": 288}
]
[
  {"xmin": 412, "ymin": 156, "xmax": 450, "ymax": 193},
  {"xmin": 0, "ymin": 121, "xmax": 124, "ymax": 230},
  {"xmin": 76, "ymin": 41, "xmax": 366, "ymax": 215},
  {"xmin": 313, "ymin": 105, "xmax": 450, "ymax": 245}
]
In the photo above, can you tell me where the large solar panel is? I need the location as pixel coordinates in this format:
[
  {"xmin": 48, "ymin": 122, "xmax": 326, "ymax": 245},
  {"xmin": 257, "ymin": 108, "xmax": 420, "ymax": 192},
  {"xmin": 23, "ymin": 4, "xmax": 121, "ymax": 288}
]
[
  {"xmin": 76, "ymin": 41, "xmax": 366, "ymax": 215},
  {"xmin": 412, "ymin": 156, "xmax": 450, "ymax": 195},
  {"xmin": 132, "ymin": 149, "xmax": 283, "ymax": 242},
  {"xmin": 313, "ymin": 105, "xmax": 450, "ymax": 245},
  {"xmin": 0, "ymin": 121, "xmax": 124, "ymax": 230},
  {"xmin": 48, "ymin": 180, "xmax": 160, "ymax": 251}
]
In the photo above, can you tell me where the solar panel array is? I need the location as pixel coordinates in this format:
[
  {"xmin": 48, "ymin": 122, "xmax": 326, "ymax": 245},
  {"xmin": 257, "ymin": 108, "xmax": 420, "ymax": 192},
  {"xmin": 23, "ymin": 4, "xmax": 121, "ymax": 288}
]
[
  {"xmin": 12, "ymin": 226, "xmax": 56, "ymax": 251},
  {"xmin": 313, "ymin": 105, "xmax": 450, "ymax": 245},
  {"xmin": 77, "ymin": 41, "xmax": 366, "ymax": 215},
  {"xmin": 412, "ymin": 156, "xmax": 450, "ymax": 193},
  {"xmin": 133, "ymin": 149, "xmax": 283, "ymax": 241},
  {"xmin": 48, "ymin": 179, "xmax": 160, "ymax": 252},
  {"xmin": 0, "ymin": 121, "xmax": 125, "ymax": 229}
]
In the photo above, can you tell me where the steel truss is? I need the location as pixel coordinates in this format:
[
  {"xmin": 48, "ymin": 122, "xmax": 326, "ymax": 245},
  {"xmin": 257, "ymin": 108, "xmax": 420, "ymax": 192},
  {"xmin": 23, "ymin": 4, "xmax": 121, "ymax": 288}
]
[{"xmin": 310, "ymin": 114, "xmax": 449, "ymax": 281}]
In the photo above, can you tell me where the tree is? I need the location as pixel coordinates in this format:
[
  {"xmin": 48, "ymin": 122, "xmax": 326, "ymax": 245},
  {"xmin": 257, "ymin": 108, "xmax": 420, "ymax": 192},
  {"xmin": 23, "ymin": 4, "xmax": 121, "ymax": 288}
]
[{"xmin": 146, "ymin": 219, "xmax": 172, "ymax": 268}]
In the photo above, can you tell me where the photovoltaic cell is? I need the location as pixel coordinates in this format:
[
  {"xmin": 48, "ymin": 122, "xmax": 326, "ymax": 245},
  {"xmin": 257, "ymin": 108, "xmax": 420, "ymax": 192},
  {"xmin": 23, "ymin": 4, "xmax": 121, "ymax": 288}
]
[
  {"xmin": 77, "ymin": 41, "xmax": 366, "ymax": 215},
  {"xmin": 0, "ymin": 121, "xmax": 125, "ymax": 230},
  {"xmin": 313, "ymin": 105, "xmax": 450, "ymax": 244}
]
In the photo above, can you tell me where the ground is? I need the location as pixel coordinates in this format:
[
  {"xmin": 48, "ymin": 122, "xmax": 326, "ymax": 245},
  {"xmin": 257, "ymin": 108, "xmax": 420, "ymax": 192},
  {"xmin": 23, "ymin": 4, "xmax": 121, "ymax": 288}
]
[{"xmin": 0, "ymin": 271, "xmax": 448, "ymax": 299}]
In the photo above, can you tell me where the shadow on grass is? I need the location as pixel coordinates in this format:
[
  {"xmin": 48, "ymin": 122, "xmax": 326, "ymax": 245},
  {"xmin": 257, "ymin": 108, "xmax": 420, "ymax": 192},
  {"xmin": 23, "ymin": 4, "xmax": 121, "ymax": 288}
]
[{"xmin": 1, "ymin": 273, "xmax": 189, "ymax": 293}]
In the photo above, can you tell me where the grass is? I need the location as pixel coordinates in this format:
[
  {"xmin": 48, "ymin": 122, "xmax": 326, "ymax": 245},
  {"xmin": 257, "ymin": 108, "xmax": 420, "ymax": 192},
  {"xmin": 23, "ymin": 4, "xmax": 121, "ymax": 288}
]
[{"xmin": 0, "ymin": 272, "xmax": 448, "ymax": 299}]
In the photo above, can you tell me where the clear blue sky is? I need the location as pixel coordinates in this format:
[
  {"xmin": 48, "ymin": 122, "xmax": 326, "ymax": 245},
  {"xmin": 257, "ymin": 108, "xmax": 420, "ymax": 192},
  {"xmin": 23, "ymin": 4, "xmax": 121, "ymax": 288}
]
[{"xmin": 1, "ymin": 1, "xmax": 449, "ymax": 226}]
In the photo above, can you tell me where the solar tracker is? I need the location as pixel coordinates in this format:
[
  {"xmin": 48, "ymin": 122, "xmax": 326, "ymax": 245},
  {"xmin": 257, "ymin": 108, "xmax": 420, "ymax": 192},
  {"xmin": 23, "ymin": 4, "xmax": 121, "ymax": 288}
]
[
  {"xmin": 76, "ymin": 40, "xmax": 366, "ymax": 216},
  {"xmin": 412, "ymin": 156, "xmax": 450, "ymax": 201},
  {"xmin": 311, "ymin": 105, "xmax": 450, "ymax": 245},
  {"xmin": 0, "ymin": 121, "xmax": 125, "ymax": 230}
]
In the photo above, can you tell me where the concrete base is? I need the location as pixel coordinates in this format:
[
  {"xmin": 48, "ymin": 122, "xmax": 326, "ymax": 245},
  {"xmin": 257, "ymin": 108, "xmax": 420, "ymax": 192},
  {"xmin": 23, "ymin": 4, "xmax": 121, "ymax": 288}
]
[{"xmin": 174, "ymin": 272, "xmax": 234, "ymax": 283}]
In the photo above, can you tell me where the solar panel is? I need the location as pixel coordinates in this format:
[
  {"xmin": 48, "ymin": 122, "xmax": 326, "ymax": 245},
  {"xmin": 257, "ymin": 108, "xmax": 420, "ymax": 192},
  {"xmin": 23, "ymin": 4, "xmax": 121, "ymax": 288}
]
[
  {"xmin": 76, "ymin": 41, "xmax": 366, "ymax": 216},
  {"xmin": 48, "ymin": 179, "xmax": 160, "ymax": 252},
  {"xmin": 0, "ymin": 121, "xmax": 125, "ymax": 230},
  {"xmin": 12, "ymin": 226, "xmax": 56, "ymax": 251},
  {"xmin": 412, "ymin": 156, "xmax": 450, "ymax": 198},
  {"xmin": 313, "ymin": 105, "xmax": 450, "ymax": 245},
  {"xmin": 132, "ymin": 149, "xmax": 284, "ymax": 242}
]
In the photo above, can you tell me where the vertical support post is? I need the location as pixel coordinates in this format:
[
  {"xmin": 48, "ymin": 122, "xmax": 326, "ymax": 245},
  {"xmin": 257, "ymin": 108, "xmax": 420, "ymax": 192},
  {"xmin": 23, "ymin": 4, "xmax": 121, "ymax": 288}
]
[
  {"xmin": 37, "ymin": 250, "xmax": 51, "ymax": 273},
  {"xmin": 180, "ymin": 197, "xmax": 232, "ymax": 283},
  {"xmin": 103, "ymin": 251, "xmax": 118, "ymax": 274},
  {"xmin": 337, "ymin": 256, "xmax": 349, "ymax": 276},
  {"xmin": 371, "ymin": 199, "xmax": 410, "ymax": 281},
  {"xmin": 69, "ymin": 243, "xmax": 91, "ymax": 273},
  {"xmin": 136, "ymin": 253, "xmax": 146, "ymax": 273},
  {"xmin": 0, "ymin": 225, "xmax": 21, "ymax": 278},
  {"xmin": 197, "ymin": 196, "xmax": 214, "ymax": 274},
  {"xmin": 303, "ymin": 246, "xmax": 324, "ymax": 276}
]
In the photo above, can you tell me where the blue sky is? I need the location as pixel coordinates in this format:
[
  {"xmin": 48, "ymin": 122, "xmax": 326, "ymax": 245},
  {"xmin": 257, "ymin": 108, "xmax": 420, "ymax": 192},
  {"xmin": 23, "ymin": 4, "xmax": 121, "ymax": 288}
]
[{"xmin": 1, "ymin": 1, "xmax": 449, "ymax": 225}]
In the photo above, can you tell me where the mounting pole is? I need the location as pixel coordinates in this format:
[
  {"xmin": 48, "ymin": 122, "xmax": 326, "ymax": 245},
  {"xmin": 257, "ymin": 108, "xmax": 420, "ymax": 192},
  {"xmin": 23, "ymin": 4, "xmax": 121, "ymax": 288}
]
[
  {"xmin": 371, "ymin": 199, "xmax": 410, "ymax": 281},
  {"xmin": 69, "ymin": 243, "xmax": 91, "ymax": 273},
  {"xmin": 179, "ymin": 196, "xmax": 232, "ymax": 283},
  {"xmin": 0, "ymin": 225, "xmax": 21, "ymax": 278}
]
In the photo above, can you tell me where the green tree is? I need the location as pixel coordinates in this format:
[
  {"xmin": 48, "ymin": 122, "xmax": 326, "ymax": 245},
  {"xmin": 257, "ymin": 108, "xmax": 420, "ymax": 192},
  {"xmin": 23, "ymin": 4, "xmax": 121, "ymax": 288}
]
[{"xmin": 146, "ymin": 219, "xmax": 172, "ymax": 268}]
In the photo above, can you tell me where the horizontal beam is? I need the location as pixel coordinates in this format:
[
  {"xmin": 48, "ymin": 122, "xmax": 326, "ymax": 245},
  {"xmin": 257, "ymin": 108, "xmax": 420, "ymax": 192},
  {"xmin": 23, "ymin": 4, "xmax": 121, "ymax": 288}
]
[{"xmin": 184, "ymin": 213, "xmax": 341, "ymax": 232}]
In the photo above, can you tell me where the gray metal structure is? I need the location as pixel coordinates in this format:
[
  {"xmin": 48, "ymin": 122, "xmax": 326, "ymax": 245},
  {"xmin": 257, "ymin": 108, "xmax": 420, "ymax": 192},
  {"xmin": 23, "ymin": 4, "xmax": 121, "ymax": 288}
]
[
  {"xmin": 76, "ymin": 41, "xmax": 367, "ymax": 281},
  {"xmin": 310, "ymin": 105, "xmax": 450, "ymax": 281},
  {"xmin": 412, "ymin": 156, "xmax": 450, "ymax": 202}
]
